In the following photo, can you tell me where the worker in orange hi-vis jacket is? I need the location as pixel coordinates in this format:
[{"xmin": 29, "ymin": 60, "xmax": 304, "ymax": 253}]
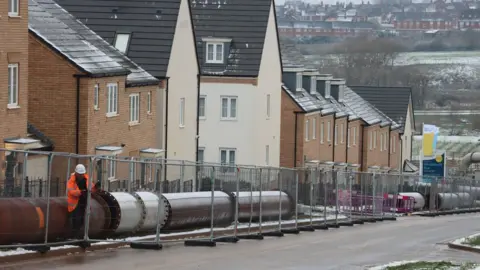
[{"xmin": 66, "ymin": 164, "xmax": 100, "ymax": 238}]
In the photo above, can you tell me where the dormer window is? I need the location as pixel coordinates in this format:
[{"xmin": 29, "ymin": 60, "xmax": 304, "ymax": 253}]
[
  {"xmin": 114, "ymin": 33, "xmax": 131, "ymax": 54},
  {"xmin": 310, "ymin": 76, "xmax": 317, "ymax": 94},
  {"xmin": 296, "ymin": 72, "xmax": 302, "ymax": 91},
  {"xmin": 206, "ymin": 42, "xmax": 224, "ymax": 63},
  {"xmin": 325, "ymin": 81, "xmax": 331, "ymax": 98}
]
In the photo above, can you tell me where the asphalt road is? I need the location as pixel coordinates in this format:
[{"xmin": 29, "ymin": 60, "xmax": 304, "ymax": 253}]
[{"xmin": 6, "ymin": 214, "xmax": 480, "ymax": 270}]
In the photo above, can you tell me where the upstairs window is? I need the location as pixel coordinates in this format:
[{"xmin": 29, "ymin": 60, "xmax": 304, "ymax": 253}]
[
  {"xmin": 206, "ymin": 42, "xmax": 224, "ymax": 63},
  {"xmin": 147, "ymin": 91, "xmax": 151, "ymax": 114},
  {"xmin": 114, "ymin": 33, "xmax": 130, "ymax": 54},
  {"xmin": 129, "ymin": 93, "xmax": 140, "ymax": 124},
  {"xmin": 8, "ymin": 0, "xmax": 19, "ymax": 16},
  {"xmin": 221, "ymin": 96, "xmax": 237, "ymax": 120},
  {"xmin": 180, "ymin": 98, "xmax": 185, "ymax": 127},
  {"xmin": 93, "ymin": 84, "xmax": 99, "ymax": 110},
  {"xmin": 8, "ymin": 63, "xmax": 18, "ymax": 107},
  {"xmin": 220, "ymin": 148, "xmax": 236, "ymax": 173},
  {"xmin": 199, "ymin": 96, "xmax": 206, "ymax": 119},
  {"xmin": 106, "ymin": 83, "xmax": 118, "ymax": 116}
]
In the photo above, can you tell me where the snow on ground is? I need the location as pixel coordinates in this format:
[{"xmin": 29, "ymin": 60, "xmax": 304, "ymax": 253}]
[
  {"xmin": 367, "ymin": 260, "xmax": 480, "ymax": 270},
  {"xmin": 451, "ymin": 232, "xmax": 480, "ymax": 251},
  {"xmin": 368, "ymin": 260, "xmax": 420, "ymax": 270},
  {"xmin": 0, "ymin": 215, "xmax": 346, "ymax": 257}
]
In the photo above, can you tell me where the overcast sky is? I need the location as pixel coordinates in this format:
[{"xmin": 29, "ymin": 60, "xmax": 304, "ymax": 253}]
[{"xmin": 275, "ymin": 0, "xmax": 365, "ymax": 5}]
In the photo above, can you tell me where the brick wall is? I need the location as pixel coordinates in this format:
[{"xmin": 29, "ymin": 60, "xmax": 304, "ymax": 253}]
[
  {"xmin": 280, "ymin": 90, "xmax": 303, "ymax": 168},
  {"xmin": 389, "ymin": 130, "xmax": 401, "ymax": 170},
  {"xmin": 346, "ymin": 120, "xmax": 362, "ymax": 165},
  {"xmin": 318, "ymin": 114, "xmax": 334, "ymax": 162},
  {"xmin": 333, "ymin": 117, "xmax": 347, "ymax": 163},
  {"xmin": 0, "ymin": 0, "xmax": 29, "ymax": 146}
]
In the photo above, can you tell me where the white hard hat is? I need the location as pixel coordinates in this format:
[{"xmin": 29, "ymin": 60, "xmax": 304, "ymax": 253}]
[{"xmin": 75, "ymin": 164, "xmax": 86, "ymax": 174}]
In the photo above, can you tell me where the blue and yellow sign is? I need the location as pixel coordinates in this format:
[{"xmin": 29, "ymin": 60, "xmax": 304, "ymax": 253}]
[{"xmin": 422, "ymin": 152, "xmax": 446, "ymax": 182}]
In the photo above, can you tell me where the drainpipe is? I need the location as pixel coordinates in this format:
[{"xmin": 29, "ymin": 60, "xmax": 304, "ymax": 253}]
[
  {"xmin": 195, "ymin": 74, "xmax": 201, "ymax": 163},
  {"xmin": 359, "ymin": 124, "xmax": 366, "ymax": 171},
  {"xmin": 345, "ymin": 119, "xmax": 349, "ymax": 164},
  {"xmin": 332, "ymin": 116, "xmax": 337, "ymax": 162},
  {"xmin": 163, "ymin": 77, "xmax": 170, "ymax": 187},
  {"xmin": 294, "ymin": 112, "xmax": 300, "ymax": 168},
  {"xmin": 387, "ymin": 127, "xmax": 391, "ymax": 168},
  {"xmin": 73, "ymin": 74, "xmax": 89, "ymax": 154},
  {"xmin": 400, "ymin": 134, "xmax": 404, "ymax": 172}
]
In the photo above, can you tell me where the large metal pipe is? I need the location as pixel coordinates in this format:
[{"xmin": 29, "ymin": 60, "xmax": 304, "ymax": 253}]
[
  {"xmin": 459, "ymin": 152, "xmax": 480, "ymax": 173},
  {"xmin": 0, "ymin": 195, "xmax": 109, "ymax": 245},
  {"xmin": 134, "ymin": 191, "xmax": 168, "ymax": 232},
  {"xmin": 104, "ymin": 192, "xmax": 144, "ymax": 235},
  {"xmin": 399, "ymin": 192, "xmax": 425, "ymax": 210},
  {"xmin": 162, "ymin": 191, "xmax": 234, "ymax": 231},
  {"xmin": 237, "ymin": 191, "xmax": 294, "ymax": 221}
]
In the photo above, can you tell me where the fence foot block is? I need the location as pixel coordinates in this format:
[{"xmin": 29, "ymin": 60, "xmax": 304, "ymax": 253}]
[
  {"xmin": 130, "ymin": 242, "xmax": 163, "ymax": 250},
  {"xmin": 327, "ymin": 224, "xmax": 340, "ymax": 228},
  {"xmin": 184, "ymin": 239, "xmax": 216, "ymax": 247},
  {"xmin": 352, "ymin": 220, "xmax": 364, "ymax": 225},
  {"xmin": 237, "ymin": 234, "xmax": 264, "ymax": 240},
  {"xmin": 312, "ymin": 224, "xmax": 328, "ymax": 230},
  {"xmin": 75, "ymin": 241, "xmax": 91, "ymax": 249},
  {"xmin": 27, "ymin": 245, "xmax": 50, "ymax": 254},
  {"xmin": 298, "ymin": 226, "xmax": 315, "ymax": 232},
  {"xmin": 374, "ymin": 218, "xmax": 384, "ymax": 222},
  {"xmin": 214, "ymin": 236, "xmax": 239, "ymax": 243},
  {"xmin": 383, "ymin": 216, "xmax": 397, "ymax": 221},
  {"xmin": 281, "ymin": 228, "xmax": 300, "ymax": 234},
  {"xmin": 364, "ymin": 218, "xmax": 377, "ymax": 223},
  {"xmin": 338, "ymin": 222, "xmax": 354, "ymax": 227},
  {"xmin": 261, "ymin": 231, "xmax": 284, "ymax": 237}
]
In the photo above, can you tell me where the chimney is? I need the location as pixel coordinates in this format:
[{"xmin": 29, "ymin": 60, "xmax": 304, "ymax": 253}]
[
  {"xmin": 302, "ymin": 69, "xmax": 320, "ymax": 94},
  {"xmin": 282, "ymin": 66, "xmax": 305, "ymax": 92},
  {"xmin": 330, "ymin": 78, "xmax": 346, "ymax": 102},
  {"xmin": 316, "ymin": 74, "xmax": 333, "ymax": 97}
]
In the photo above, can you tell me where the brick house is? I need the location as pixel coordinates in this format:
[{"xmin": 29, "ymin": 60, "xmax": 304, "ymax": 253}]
[
  {"xmin": 279, "ymin": 45, "xmax": 404, "ymax": 172},
  {"xmin": 28, "ymin": 0, "xmax": 160, "ymax": 182}
]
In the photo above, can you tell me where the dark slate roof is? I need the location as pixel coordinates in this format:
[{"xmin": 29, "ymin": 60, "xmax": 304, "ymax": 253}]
[
  {"xmin": 349, "ymin": 86, "xmax": 411, "ymax": 130},
  {"xmin": 55, "ymin": 0, "xmax": 181, "ymax": 79},
  {"xmin": 190, "ymin": 0, "xmax": 271, "ymax": 76},
  {"xmin": 30, "ymin": 0, "xmax": 159, "ymax": 86}
]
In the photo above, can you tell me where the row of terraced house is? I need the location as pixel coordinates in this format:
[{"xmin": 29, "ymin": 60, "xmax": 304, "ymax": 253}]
[{"xmin": 0, "ymin": 0, "xmax": 416, "ymax": 186}]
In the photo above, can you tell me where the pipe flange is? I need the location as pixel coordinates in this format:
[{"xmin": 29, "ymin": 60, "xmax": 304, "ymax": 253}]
[
  {"xmin": 132, "ymin": 192, "xmax": 147, "ymax": 234},
  {"xmin": 160, "ymin": 194, "xmax": 172, "ymax": 229},
  {"xmin": 99, "ymin": 190, "xmax": 121, "ymax": 233}
]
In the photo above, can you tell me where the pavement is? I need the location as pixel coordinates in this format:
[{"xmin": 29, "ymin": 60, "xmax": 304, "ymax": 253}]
[{"xmin": 5, "ymin": 214, "xmax": 480, "ymax": 270}]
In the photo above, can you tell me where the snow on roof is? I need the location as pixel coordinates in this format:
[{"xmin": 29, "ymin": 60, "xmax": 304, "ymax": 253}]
[{"xmin": 28, "ymin": 0, "xmax": 159, "ymax": 86}]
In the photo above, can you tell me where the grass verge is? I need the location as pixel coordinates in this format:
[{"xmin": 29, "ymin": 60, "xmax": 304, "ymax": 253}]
[
  {"xmin": 463, "ymin": 235, "xmax": 480, "ymax": 246},
  {"xmin": 379, "ymin": 261, "xmax": 478, "ymax": 270}
]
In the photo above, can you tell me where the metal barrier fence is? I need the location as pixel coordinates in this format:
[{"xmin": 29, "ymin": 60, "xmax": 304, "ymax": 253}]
[{"xmin": 1, "ymin": 148, "xmax": 479, "ymax": 253}]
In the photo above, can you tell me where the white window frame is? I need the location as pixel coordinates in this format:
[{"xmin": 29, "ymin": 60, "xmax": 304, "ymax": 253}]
[
  {"xmin": 305, "ymin": 120, "xmax": 309, "ymax": 141},
  {"xmin": 147, "ymin": 91, "xmax": 152, "ymax": 114},
  {"xmin": 114, "ymin": 33, "xmax": 131, "ymax": 54},
  {"xmin": 392, "ymin": 136, "xmax": 396, "ymax": 153},
  {"xmin": 340, "ymin": 123, "xmax": 344, "ymax": 144},
  {"xmin": 296, "ymin": 72, "xmax": 302, "ymax": 91},
  {"xmin": 93, "ymin": 83, "xmax": 99, "ymax": 110},
  {"xmin": 369, "ymin": 131, "xmax": 373, "ymax": 150},
  {"xmin": 106, "ymin": 83, "xmax": 118, "ymax": 117},
  {"xmin": 384, "ymin": 132, "xmax": 388, "ymax": 151},
  {"xmin": 312, "ymin": 118, "xmax": 317, "ymax": 139},
  {"xmin": 380, "ymin": 133, "xmax": 384, "ymax": 151},
  {"xmin": 266, "ymin": 94, "xmax": 271, "ymax": 119},
  {"xmin": 373, "ymin": 131, "xmax": 377, "ymax": 149},
  {"xmin": 220, "ymin": 148, "xmax": 236, "ymax": 173},
  {"xmin": 220, "ymin": 96, "xmax": 237, "ymax": 120},
  {"xmin": 206, "ymin": 42, "xmax": 224, "ymax": 64},
  {"xmin": 179, "ymin": 98, "xmax": 185, "ymax": 127},
  {"xmin": 108, "ymin": 156, "xmax": 117, "ymax": 180},
  {"xmin": 327, "ymin": 121, "xmax": 331, "ymax": 142},
  {"xmin": 198, "ymin": 147, "xmax": 205, "ymax": 164},
  {"xmin": 8, "ymin": 0, "xmax": 19, "ymax": 16},
  {"xmin": 347, "ymin": 128, "xmax": 351, "ymax": 147},
  {"xmin": 353, "ymin": 127, "xmax": 357, "ymax": 145},
  {"xmin": 129, "ymin": 93, "xmax": 140, "ymax": 124},
  {"xmin": 320, "ymin": 122, "xmax": 324, "ymax": 143},
  {"xmin": 199, "ymin": 95, "xmax": 206, "ymax": 119},
  {"xmin": 8, "ymin": 63, "xmax": 19, "ymax": 108},
  {"xmin": 334, "ymin": 124, "xmax": 338, "ymax": 145}
]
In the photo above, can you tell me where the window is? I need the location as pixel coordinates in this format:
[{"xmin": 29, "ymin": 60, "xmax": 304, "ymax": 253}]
[
  {"xmin": 310, "ymin": 76, "xmax": 317, "ymax": 94},
  {"xmin": 93, "ymin": 84, "xmax": 99, "ymax": 110},
  {"xmin": 320, "ymin": 122, "xmax": 324, "ymax": 143},
  {"xmin": 347, "ymin": 128, "xmax": 351, "ymax": 147},
  {"xmin": 305, "ymin": 120, "xmax": 309, "ymax": 141},
  {"xmin": 206, "ymin": 42, "xmax": 224, "ymax": 63},
  {"xmin": 198, "ymin": 148, "xmax": 205, "ymax": 163},
  {"xmin": 327, "ymin": 121, "xmax": 331, "ymax": 142},
  {"xmin": 221, "ymin": 97, "xmax": 237, "ymax": 120},
  {"xmin": 383, "ymin": 132, "xmax": 388, "ymax": 151},
  {"xmin": 8, "ymin": 64, "xmax": 18, "ymax": 107},
  {"xmin": 334, "ymin": 124, "xmax": 338, "ymax": 145},
  {"xmin": 8, "ymin": 0, "xmax": 19, "ymax": 16},
  {"xmin": 312, "ymin": 118, "xmax": 317, "ymax": 139},
  {"xmin": 380, "ymin": 133, "xmax": 384, "ymax": 151},
  {"xmin": 180, "ymin": 98, "xmax": 185, "ymax": 127},
  {"xmin": 266, "ymin": 94, "xmax": 271, "ymax": 118},
  {"xmin": 129, "ymin": 93, "xmax": 140, "ymax": 123},
  {"xmin": 296, "ymin": 72, "xmax": 302, "ymax": 90},
  {"xmin": 147, "ymin": 91, "xmax": 152, "ymax": 114},
  {"xmin": 265, "ymin": 145, "xmax": 269, "ymax": 165},
  {"xmin": 107, "ymin": 83, "xmax": 118, "ymax": 116},
  {"xmin": 373, "ymin": 131, "xmax": 377, "ymax": 149},
  {"xmin": 108, "ymin": 157, "xmax": 117, "ymax": 180},
  {"xmin": 220, "ymin": 148, "xmax": 236, "ymax": 172},
  {"xmin": 369, "ymin": 131, "xmax": 373, "ymax": 150},
  {"xmin": 114, "ymin": 33, "xmax": 130, "ymax": 54},
  {"xmin": 340, "ymin": 123, "xmax": 344, "ymax": 144},
  {"xmin": 199, "ymin": 96, "xmax": 206, "ymax": 119},
  {"xmin": 392, "ymin": 137, "xmax": 396, "ymax": 153},
  {"xmin": 353, "ymin": 127, "xmax": 357, "ymax": 145}
]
